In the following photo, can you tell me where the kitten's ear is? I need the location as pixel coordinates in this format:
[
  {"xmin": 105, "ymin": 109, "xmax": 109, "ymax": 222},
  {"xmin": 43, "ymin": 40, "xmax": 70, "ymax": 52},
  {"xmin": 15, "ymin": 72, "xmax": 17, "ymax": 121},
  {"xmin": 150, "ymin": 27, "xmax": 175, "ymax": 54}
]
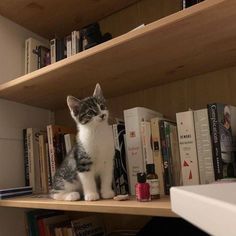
[
  {"xmin": 93, "ymin": 83, "xmax": 104, "ymax": 99},
  {"xmin": 67, "ymin": 96, "xmax": 80, "ymax": 117}
]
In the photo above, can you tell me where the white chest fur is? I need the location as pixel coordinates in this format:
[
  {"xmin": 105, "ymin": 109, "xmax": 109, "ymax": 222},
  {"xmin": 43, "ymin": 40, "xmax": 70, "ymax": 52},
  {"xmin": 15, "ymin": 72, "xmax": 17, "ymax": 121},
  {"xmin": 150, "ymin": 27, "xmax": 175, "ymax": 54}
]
[{"xmin": 78, "ymin": 122, "xmax": 114, "ymax": 172}]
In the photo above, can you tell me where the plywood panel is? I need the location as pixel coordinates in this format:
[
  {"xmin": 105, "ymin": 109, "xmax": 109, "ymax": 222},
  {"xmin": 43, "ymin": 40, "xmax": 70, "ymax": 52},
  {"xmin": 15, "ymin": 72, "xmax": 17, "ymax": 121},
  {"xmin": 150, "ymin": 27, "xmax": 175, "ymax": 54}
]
[
  {"xmin": 0, "ymin": 196, "xmax": 176, "ymax": 217},
  {"xmin": 55, "ymin": 64, "xmax": 236, "ymax": 125},
  {"xmin": 0, "ymin": 0, "xmax": 138, "ymax": 38}
]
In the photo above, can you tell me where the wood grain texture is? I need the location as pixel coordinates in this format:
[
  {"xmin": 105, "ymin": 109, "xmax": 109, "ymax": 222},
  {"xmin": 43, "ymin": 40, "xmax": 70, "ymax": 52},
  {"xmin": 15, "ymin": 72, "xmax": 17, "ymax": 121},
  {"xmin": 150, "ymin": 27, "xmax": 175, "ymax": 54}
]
[
  {"xmin": 0, "ymin": 0, "xmax": 234, "ymax": 110},
  {"xmin": 55, "ymin": 64, "xmax": 236, "ymax": 126},
  {"xmin": 0, "ymin": 196, "xmax": 176, "ymax": 217},
  {"xmin": 0, "ymin": 0, "xmax": 138, "ymax": 38}
]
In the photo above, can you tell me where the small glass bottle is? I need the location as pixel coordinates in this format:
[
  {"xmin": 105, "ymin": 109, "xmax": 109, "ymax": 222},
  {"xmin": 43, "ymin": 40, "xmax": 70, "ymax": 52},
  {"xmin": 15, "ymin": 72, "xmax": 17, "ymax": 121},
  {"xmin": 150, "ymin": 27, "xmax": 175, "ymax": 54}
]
[
  {"xmin": 146, "ymin": 164, "xmax": 160, "ymax": 199},
  {"xmin": 135, "ymin": 172, "xmax": 150, "ymax": 202}
]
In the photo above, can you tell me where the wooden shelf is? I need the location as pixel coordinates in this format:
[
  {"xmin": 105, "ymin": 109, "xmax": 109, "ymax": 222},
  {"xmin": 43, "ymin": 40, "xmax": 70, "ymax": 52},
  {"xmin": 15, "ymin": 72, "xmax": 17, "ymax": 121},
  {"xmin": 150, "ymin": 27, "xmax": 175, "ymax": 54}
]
[
  {"xmin": 0, "ymin": 0, "xmax": 138, "ymax": 38},
  {"xmin": 0, "ymin": 0, "xmax": 235, "ymax": 110},
  {"xmin": 0, "ymin": 195, "xmax": 176, "ymax": 217}
]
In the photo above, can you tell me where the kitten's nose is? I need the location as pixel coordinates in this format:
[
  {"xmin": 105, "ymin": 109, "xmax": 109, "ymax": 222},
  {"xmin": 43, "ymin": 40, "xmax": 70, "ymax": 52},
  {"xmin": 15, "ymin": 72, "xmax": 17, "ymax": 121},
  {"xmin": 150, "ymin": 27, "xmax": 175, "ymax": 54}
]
[{"xmin": 100, "ymin": 114, "xmax": 106, "ymax": 120}]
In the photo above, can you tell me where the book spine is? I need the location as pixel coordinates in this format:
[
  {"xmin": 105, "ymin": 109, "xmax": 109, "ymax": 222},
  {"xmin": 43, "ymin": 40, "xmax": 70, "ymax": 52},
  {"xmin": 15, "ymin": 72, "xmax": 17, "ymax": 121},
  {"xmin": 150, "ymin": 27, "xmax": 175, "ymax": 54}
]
[
  {"xmin": 27, "ymin": 128, "xmax": 35, "ymax": 192},
  {"xmin": 176, "ymin": 111, "xmax": 200, "ymax": 185},
  {"xmin": 169, "ymin": 123, "xmax": 182, "ymax": 186},
  {"xmin": 150, "ymin": 118, "xmax": 165, "ymax": 195},
  {"xmin": 39, "ymin": 135, "xmax": 49, "ymax": 193},
  {"xmin": 25, "ymin": 39, "xmax": 30, "ymax": 74},
  {"xmin": 141, "ymin": 121, "xmax": 154, "ymax": 168},
  {"xmin": 124, "ymin": 113, "xmax": 144, "ymax": 195},
  {"xmin": 159, "ymin": 121, "xmax": 171, "ymax": 194},
  {"xmin": 23, "ymin": 129, "xmax": 30, "ymax": 186},
  {"xmin": 46, "ymin": 143, "xmax": 52, "ymax": 189},
  {"xmin": 71, "ymin": 31, "xmax": 76, "ymax": 55},
  {"xmin": 66, "ymin": 36, "xmax": 72, "ymax": 57},
  {"xmin": 31, "ymin": 129, "xmax": 44, "ymax": 193},
  {"xmin": 194, "ymin": 109, "xmax": 215, "ymax": 184},
  {"xmin": 47, "ymin": 125, "xmax": 56, "ymax": 179},
  {"xmin": 112, "ymin": 124, "xmax": 121, "ymax": 194},
  {"xmin": 50, "ymin": 39, "xmax": 56, "ymax": 64},
  {"xmin": 76, "ymin": 31, "xmax": 80, "ymax": 53},
  {"xmin": 207, "ymin": 104, "xmax": 222, "ymax": 179},
  {"xmin": 114, "ymin": 124, "xmax": 129, "ymax": 194}
]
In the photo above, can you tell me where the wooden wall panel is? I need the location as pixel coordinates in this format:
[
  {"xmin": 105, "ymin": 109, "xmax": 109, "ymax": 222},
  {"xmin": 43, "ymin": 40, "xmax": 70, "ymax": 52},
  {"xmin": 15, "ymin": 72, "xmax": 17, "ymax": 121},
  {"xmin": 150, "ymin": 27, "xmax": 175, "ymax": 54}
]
[
  {"xmin": 99, "ymin": 0, "xmax": 181, "ymax": 37},
  {"xmin": 55, "ymin": 65, "xmax": 236, "ymax": 124}
]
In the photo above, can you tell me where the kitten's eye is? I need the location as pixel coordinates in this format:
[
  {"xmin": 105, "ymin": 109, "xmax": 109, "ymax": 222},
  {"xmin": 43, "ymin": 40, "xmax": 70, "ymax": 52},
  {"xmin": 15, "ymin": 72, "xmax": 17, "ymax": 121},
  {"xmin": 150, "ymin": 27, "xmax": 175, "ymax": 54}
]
[
  {"xmin": 88, "ymin": 110, "xmax": 97, "ymax": 116},
  {"xmin": 100, "ymin": 104, "xmax": 106, "ymax": 110}
]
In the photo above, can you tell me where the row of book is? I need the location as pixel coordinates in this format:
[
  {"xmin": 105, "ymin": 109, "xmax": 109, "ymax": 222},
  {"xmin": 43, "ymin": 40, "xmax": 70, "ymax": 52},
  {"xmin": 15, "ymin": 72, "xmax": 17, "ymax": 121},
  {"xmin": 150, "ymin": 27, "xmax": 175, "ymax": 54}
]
[
  {"xmin": 23, "ymin": 121, "xmax": 129, "ymax": 196},
  {"xmin": 23, "ymin": 103, "xmax": 235, "ymax": 197},
  {"xmin": 23, "ymin": 125, "xmax": 76, "ymax": 193},
  {"xmin": 25, "ymin": 22, "xmax": 112, "ymax": 74},
  {"xmin": 123, "ymin": 107, "xmax": 181, "ymax": 195},
  {"xmin": 25, "ymin": 210, "xmax": 105, "ymax": 236},
  {"xmin": 176, "ymin": 104, "xmax": 236, "ymax": 187},
  {"xmin": 123, "ymin": 103, "xmax": 236, "ymax": 196}
]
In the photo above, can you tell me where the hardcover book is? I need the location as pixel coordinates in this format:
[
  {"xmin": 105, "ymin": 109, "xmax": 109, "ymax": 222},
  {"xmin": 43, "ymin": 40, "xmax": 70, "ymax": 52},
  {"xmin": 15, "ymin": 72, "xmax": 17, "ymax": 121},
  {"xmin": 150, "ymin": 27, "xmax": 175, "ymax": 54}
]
[
  {"xmin": 38, "ymin": 134, "xmax": 49, "ymax": 193},
  {"xmin": 194, "ymin": 108, "xmax": 215, "ymax": 184},
  {"xmin": 150, "ymin": 117, "xmax": 165, "ymax": 195},
  {"xmin": 159, "ymin": 120, "xmax": 179, "ymax": 194},
  {"xmin": 207, "ymin": 103, "xmax": 236, "ymax": 179},
  {"xmin": 0, "ymin": 186, "xmax": 32, "ymax": 199},
  {"xmin": 112, "ymin": 122, "xmax": 129, "ymax": 195},
  {"xmin": 176, "ymin": 110, "xmax": 200, "ymax": 186}
]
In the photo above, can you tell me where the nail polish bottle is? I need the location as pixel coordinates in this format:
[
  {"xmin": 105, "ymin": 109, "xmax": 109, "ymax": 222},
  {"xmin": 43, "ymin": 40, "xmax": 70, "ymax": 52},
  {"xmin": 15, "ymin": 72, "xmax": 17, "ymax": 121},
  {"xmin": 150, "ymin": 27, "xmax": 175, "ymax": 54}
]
[
  {"xmin": 146, "ymin": 164, "xmax": 160, "ymax": 199},
  {"xmin": 135, "ymin": 172, "xmax": 150, "ymax": 202}
]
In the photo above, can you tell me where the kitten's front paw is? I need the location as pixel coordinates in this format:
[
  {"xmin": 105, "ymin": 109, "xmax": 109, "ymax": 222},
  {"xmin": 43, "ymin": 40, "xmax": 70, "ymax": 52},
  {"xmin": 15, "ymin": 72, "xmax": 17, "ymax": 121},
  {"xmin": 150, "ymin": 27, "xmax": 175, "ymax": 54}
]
[
  {"xmin": 64, "ymin": 192, "xmax": 81, "ymax": 201},
  {"xmin": 101, "ymin": 189, "xmax": 115, "ymax": 199},
  {"xmin": 84, "ymin": 192, "xmax": 100, "ymax": 201}
]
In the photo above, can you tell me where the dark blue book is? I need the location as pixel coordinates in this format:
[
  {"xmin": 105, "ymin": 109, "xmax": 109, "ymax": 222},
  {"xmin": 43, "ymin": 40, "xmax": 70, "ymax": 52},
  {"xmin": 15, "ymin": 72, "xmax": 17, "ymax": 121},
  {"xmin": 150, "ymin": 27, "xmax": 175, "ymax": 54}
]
[{"xmin": 0, "ymin": 186, "xmax": 32, "ymax": 199}]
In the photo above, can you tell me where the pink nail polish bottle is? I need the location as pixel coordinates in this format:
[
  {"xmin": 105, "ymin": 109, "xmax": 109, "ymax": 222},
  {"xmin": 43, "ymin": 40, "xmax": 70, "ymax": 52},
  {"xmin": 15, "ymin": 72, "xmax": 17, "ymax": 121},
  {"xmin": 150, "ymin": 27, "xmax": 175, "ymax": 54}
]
[{"xmin": 135, "ymin": 172, "xmax": 150, "ymax": 202}]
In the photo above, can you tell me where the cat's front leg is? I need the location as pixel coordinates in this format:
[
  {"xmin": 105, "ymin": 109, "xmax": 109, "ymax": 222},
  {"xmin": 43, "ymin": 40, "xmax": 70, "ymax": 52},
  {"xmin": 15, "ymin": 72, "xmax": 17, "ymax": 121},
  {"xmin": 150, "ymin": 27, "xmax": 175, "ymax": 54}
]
[
  {"xmin": 100, "ymin": 161, "xmax": 115, "ymax": 199},
  {"xmin": 78, "ymin": 171, "xmax": 99, "ymax": 201}
]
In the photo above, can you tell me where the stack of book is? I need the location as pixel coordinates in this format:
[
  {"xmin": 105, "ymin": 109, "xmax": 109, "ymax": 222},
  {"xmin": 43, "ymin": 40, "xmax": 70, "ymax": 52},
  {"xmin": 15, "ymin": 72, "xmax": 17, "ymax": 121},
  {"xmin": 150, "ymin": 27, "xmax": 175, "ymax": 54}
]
[
  {"xmin": 25, "ymin": 22, "xmax": 112, "ymax": 74},
  {"xmin": 23, "ymin": 125, "xmax": 76, "ymax": 194}
]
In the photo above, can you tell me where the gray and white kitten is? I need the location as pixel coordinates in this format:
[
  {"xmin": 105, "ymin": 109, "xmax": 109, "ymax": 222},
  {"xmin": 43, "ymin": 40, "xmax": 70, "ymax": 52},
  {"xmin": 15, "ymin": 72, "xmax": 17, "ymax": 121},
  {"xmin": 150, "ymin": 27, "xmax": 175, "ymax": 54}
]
[{"xmin": 51, "ymin": 84, "xmax": 115, "ymax": 201}]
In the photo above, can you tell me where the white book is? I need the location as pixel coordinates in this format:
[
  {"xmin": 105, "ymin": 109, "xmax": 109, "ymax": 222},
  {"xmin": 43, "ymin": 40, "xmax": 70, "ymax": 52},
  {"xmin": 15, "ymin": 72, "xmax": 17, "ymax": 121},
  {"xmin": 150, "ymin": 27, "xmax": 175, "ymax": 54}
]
[
  {"xmin": 150, "ymin": 117, "xmax": 165, "ymax": 195},
  {"xmin": 25, "ymin": 37, "xmax": 49, "ymax": 74},
  {"xmin": 176, "ymin": 110, "xmax": 200, "ymax": 185},
  {"xmin": 124, "ymin": 107, "xmax": 163, "ymax": 195},
  {"xmin": 66, "ymin": 36, "xmax": 72, "ymax": 57},
  {"xmin": 194, "ymin": 108, "xmax": 215, "ymax": 184},
  {"xmin": 71, "ymin": 30, "xmax": 80, "ymax": 55},
  {"xmin": 50, "ymin": 39, "xmax": 56, "ymax": 64},
  {"xmin": 140, "ymin": 121, "xmax": 154, "ymax": 166}
]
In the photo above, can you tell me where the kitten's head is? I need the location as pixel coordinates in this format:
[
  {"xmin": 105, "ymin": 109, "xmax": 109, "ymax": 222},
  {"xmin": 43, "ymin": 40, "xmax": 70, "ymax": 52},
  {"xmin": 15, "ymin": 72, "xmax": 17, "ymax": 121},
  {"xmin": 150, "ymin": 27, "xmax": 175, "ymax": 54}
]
[{"xmin": 67, "ymin": 83, "xmax": 108, "ymax": 126}]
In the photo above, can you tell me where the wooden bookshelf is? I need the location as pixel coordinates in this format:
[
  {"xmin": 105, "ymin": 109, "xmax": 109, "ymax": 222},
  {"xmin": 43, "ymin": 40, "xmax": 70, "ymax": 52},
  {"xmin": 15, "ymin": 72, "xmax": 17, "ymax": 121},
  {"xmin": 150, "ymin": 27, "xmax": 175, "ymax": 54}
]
[
  {"xmin": 0, "ymin": 195, "xmax": 176, "ymax": 217},
  {"xmin": 0, "ymin": 0, "xmax": 138, "ymax": 38},
  {"xmin": 0, "ymin": 0, "xmax": 235, "ymax": 110}
]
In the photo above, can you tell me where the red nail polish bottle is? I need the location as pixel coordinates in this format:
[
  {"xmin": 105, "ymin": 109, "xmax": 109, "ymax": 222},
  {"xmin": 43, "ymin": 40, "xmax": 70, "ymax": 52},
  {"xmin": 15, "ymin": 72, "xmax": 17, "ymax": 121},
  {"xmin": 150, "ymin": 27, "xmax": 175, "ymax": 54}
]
[{"xmin": 135, "ymin": 172, "xmax": 150, "ymax": 202}]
